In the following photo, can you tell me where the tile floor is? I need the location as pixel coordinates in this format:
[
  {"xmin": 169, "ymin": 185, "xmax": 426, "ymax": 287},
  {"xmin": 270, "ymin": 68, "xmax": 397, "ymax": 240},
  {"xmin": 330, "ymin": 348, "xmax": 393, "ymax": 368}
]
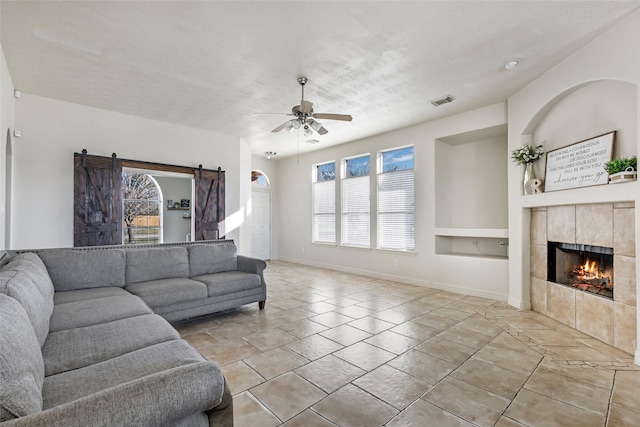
[{"xmin": 175, "ymin": 261, "xmax": 640, "ymax": 427}]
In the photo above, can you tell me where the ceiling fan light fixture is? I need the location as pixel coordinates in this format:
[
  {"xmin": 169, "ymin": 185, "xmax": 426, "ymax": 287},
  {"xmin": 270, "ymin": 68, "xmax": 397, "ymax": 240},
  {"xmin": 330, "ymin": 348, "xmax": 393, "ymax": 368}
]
[
  {"xmin": 303, "ymin": 125, "xmax": 313, "ymax": 137},
  {"xmin": 285, "ymin": 122, "xmax": 294, "ymax": 133},
  {"xmin": 501, "ymin": 59, "xmax": 519, "ymax": 70},
  {"xmin": 264, "ymin": 151, "xmax": 277, "ymax": 159},
  {"xmin": 291, "ymin": 120, "xmax": 301, "ymax": 129},
  {"xmin": 309, "ymin": 119, "xmax": 322, "ymax": 132}
]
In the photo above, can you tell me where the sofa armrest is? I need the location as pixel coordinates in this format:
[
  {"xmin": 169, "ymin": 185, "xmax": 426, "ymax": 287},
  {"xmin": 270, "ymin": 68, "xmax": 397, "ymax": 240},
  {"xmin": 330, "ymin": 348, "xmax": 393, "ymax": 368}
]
[
  {"xmin": 237, "ymin": 255, "xmax": 267, "ymax": 275},
  {"xmin": 3, "ymin": 363, "xmax": 227, "ymax": 427}
]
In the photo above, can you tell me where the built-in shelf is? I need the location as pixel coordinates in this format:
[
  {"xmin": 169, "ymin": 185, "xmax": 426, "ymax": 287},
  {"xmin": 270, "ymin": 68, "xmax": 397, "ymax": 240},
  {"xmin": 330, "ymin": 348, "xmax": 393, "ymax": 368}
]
[
  {"xmin": 434, "ymin": 228, "xmax": 509, "ymax": 238},
  {"xmin": 167, "ymin": 207, "xmax": 190, "ymax": 211},
  {"xmin": 435, "ymin": 234, "xmax": 509, "ymax": 259},
  {"xmin": 182, "ymin": 216, "xmax": 192, "ymax": 219}
]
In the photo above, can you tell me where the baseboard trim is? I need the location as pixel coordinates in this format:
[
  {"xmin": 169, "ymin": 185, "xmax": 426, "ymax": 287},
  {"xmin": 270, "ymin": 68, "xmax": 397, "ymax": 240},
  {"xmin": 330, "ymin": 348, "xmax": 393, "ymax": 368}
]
[
  {"xmin": 507, "ymin": 296, "xmax": 531, "ymax": 310},
  {"xmin": 277, "ymin": 257, "xmax": 508, "ymax": 302}
]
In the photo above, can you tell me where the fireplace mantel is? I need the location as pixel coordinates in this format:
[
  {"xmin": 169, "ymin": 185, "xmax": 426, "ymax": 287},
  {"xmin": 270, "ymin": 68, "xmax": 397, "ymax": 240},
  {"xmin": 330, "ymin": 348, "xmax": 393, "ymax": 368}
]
[{"xmin": 520, "ymin": 180, "xmax": 637, "ymax": 209}]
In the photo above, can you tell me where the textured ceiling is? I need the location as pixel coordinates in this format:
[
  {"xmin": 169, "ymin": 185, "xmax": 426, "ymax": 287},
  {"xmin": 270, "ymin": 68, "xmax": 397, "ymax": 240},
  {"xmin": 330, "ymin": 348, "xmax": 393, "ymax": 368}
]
[{"xmin": 1, "ymin": 1, "xmax": 638, "ymax": 158}]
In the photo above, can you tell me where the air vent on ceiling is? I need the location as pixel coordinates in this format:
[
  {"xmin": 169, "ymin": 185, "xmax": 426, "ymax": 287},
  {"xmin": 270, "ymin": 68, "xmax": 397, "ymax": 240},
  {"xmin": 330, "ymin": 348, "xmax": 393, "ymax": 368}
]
[{"xmin": 430, "ymin": 95, "xmax": 454, "ymax": 107}]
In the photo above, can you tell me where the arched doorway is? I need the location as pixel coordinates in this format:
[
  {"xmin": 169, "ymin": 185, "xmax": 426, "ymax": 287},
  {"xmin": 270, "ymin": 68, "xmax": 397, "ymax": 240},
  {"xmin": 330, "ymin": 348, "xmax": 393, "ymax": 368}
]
[
  {"xmin": 251, "ymin": 170, "xmax": 271, "ymax": 260},
  {"xmin": 122, "ymin": 172, "xmax": 162, "ymax": 245}
]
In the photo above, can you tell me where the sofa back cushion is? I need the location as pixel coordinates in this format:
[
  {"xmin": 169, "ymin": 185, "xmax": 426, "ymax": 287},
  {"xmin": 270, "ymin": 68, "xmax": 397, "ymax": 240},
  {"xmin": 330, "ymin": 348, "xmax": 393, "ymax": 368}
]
[
  {"xmin": 39, "ymin": 248, "xmax": 126, "ymax": 291},
  {"xmin": 126, "ymin": 247, "xmax": 190, "ymax": 284},
  {"xmin": 0, "ymin": 254, "xmax": 54, "ymax": 347},
  {"xmin": 0, "ymin": 294, "xmax": 44, "ymax": 421},
  {"xmin": 188, "ymin": 242, "xmax": 238, "ymax": 277}
]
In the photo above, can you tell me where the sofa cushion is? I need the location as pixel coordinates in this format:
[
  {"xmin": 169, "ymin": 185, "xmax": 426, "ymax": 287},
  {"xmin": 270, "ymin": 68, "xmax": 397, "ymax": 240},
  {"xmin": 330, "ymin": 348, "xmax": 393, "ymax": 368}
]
[
  {"xmin": 0, "ymin": 268, "xmax": 52, "ymax": 347},
  {"xmin": 126, "ymin": 278, "xmax": 208, "ymax": 309},
  {"xmin": 43, "ymin": 340, "xmax": 206, "ymax": 409},
  {"xmin": 49, "ymin": 294, "xmax": 152, "ymax": 332},
  {"xmin": 192, "ymin": 271, "xmax": 261, "ymax": 297},
  {"xmin": 188, "ymin": 242, "xmax": 238, "ymax": 277},
  {"xmin": 39, "ymin": 248, "xmax": 126, "ymax": 291},
  {"xmin": 53, "ymin": 286, "xmax": 131, "ymax": 305},
  {"xmin": 0, "ymin": 294, "xmax": 44, "ymax": 421},
  {"xmin": 126, "ymin": 247, "xmax": 190, "ymax": 284},
  {"xmin": 43, "ymin": 314, "xmax": 180, "ymax": 376},
  {"xmin": 2, "ymin": 253, "xmax": 54, "ymax": 301}
]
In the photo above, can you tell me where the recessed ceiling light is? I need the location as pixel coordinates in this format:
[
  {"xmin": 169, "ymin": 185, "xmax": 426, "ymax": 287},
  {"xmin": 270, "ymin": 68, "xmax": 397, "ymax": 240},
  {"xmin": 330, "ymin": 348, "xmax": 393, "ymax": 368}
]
[
  {"xmin": 502, "ymin": 60, "xmax": 519, "ymax": 70},
  {"xmin": 264, "ymin": 151, "xmax": 277, "ymax": 159},
  {"xmin": 306, "ymin": 139, "xmax": 320, "ymax": 144}
]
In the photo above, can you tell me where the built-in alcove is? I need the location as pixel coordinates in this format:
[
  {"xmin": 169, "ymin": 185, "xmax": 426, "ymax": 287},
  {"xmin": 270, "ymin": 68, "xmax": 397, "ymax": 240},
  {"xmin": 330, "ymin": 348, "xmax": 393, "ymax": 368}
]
[{"xmin": 435, "ymin": 124, "xmax": 508, "ymax": 258}]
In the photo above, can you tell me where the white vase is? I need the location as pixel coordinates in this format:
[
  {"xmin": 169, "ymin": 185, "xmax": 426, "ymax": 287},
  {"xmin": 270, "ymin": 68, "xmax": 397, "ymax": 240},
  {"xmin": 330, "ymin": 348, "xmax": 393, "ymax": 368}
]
[{"xmin": 523, "ymin": 163, "xmax": 535, "ymax": 195}]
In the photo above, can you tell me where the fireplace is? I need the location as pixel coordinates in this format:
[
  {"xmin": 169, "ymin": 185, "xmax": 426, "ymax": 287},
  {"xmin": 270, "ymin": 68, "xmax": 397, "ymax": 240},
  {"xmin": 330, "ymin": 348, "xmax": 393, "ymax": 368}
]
[{"xmin": 547, "ymin": 241, "xmax": 614, "ymax": 299}]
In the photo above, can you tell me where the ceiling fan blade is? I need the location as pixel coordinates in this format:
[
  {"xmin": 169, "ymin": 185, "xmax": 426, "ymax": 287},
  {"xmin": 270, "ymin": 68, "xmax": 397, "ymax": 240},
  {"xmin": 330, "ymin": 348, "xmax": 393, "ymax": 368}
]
[
  {"xmin": 317, "ymin": 126, "xmax": 329, "ymax": 135},
  {"xmin": 299, "ymin": 100, "xmax": 313, "ymax": 114},
  {"xmin": 271, "ymin": 120, "xmax": 291, "ymax": 133},
  {"xmin": 313, "ymin": 113, "xmax": 352, "ymax": 121}
]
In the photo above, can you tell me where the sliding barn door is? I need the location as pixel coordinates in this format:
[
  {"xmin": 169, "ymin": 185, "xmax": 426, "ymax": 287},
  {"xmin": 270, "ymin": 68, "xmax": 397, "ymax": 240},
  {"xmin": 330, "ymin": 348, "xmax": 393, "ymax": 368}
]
[
  {"xmin": 73, "ymin": 151, "xmax": 123, "ymax": 247},
  {"xmin": 194, "ymin": 167, "xmax": 225, "ymax": 240}
]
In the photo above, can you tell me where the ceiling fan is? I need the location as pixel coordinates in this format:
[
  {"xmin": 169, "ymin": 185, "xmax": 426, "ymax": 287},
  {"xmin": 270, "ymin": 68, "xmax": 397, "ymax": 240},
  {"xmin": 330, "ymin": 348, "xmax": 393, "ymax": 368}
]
[{"xmin": 271, "ymin": 77, "xmax": 353, "ymax": 136}]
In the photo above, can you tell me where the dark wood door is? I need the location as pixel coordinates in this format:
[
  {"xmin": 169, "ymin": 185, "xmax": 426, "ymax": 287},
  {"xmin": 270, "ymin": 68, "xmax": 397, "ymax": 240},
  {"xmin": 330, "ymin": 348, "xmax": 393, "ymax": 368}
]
[
  {"xmin": 194, "ymin": 167, "xmax": 225, "ymax": 240},
  {"xmin": 73, "ymin": 151, "xmax": 123, "ymax": 246}
]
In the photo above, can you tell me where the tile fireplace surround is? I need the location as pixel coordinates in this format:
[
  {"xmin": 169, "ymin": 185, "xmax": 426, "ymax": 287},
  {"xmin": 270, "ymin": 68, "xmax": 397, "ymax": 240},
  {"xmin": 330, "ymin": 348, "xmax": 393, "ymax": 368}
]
[{"xmin": 530, "ymin": 202, "xmax": 637, "ymax": 354}]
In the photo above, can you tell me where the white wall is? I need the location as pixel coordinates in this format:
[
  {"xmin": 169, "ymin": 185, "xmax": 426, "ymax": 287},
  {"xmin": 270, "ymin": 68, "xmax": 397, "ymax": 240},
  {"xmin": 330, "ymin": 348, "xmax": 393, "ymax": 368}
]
[
  {"xmin": 12, "ymin": 93, "xmax": 249, "ymax": 250},
  {"xmin": 0, "ymin": 46, "xmax": 15, "ymax": 250},
  {"xmin": 507, "ymin": 9, "xmax": 640, "ymax": 361},
  {"xmin": 251, "ymin": 153, "xmax": 279, "ymax": 259},
  {"xmin": 154, "ymin": 175, "xmax": 192, "ymax": 243},
  {"xmin": 277, "ymin": 102, "xmax": 509, "ymax": 300}
]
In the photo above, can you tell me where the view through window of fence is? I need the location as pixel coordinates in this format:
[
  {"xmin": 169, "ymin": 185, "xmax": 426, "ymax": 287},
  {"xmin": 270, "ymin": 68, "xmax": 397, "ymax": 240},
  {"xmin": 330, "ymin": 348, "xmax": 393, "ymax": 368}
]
[{"xmin": 122, "ymin": 172, "xmax": 161, "ymax": 245}]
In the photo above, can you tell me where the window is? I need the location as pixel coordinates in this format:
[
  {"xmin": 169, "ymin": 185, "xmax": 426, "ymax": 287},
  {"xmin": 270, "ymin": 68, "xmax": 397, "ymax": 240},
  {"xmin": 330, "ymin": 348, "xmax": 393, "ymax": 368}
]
[
  {"xmin": 312, "ymin": 162, "xmax": 336, "ymax": 243},
  {"xmin": 122, "ymin": 173, "xmax": 162, "ymax": 245},
  {"xmin": 342, "ymin": 155, "xmax": 370, "ymax": 247},
  {"xmin": 378, "ymin": 146, "xmax": 414, "ymax": 251}
]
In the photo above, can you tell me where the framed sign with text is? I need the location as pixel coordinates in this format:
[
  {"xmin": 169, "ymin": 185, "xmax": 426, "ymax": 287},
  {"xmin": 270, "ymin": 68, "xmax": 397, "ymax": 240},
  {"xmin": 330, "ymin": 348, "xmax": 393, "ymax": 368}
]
[{"xmin": 544, "ymin": 131, "xmax": 615, "ymax": 192}]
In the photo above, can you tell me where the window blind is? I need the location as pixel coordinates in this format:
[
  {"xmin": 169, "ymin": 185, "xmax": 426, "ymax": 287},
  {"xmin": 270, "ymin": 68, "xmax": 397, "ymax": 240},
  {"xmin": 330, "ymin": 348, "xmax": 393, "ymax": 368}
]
[
  {"xmin": 313, "ymin": 180, "xmax": 336, "ymax": 243},
  {"xmin": 377, "ymin": 169, "xmax": 414, "ymax": 251},
  {"xmin": 342, "ymin": 175, "xmax": 370, "ymax": 247}
]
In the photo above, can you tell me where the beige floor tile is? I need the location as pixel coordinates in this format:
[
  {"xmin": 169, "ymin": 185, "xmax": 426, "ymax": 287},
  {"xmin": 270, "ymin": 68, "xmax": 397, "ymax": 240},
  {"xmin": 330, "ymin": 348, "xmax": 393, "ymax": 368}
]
[
  {"xmin": 311, "ymin": 384, "xmax": 398, "ymax": 427},
  {"xmin": 322, "ymin": 296, "xmax": 362, "ymax": 307},
  {"xmin": 244, "ymin": 347, "xmax": 309, "ymax": 380},
  {"xmin": 524, "ymin": 367, "xmax": 610, "ymax": 416},
  {"xmin": 423, "ymin": 376, "xmax": 510, "ymax": 427},
  {"xmin": 390, "ymin": 321, "xmax": 440, "ymax": 341},
  {"xmin": 319, "ymin": 324, "xmax": 372, "ymax": 346},
  {"xmin": 232, "ymin": 391, "xmax": 281, "ymax": 427},
  {"xmin": 607, "ymin": 404, "xmax": 640, "ymax": 426},
  {"xmin": 504, "ymin": 389, "xmax": 605, "ymax": 427},
  {"xmin": 332, "ymin": 304, "xmax": 373, "ymax": 319},
  {"xmin": 489, "ymin": 332, "xmax": 541, "ymax": 356},
  {"xmin": 451, "ymin": 359, "xmax": 528, "ymax": 399},
  {"xmin": 611, "ymin": 371, "xmax": 640, "ymax": 412},
  {"xmin": 455, "ymin": 314, "xmax": 505, "ymax": 337},
  {"xmin": 275, "ymin": 307, "xmax": 315, "ymax": 322},
  {"xmin": 537, "ymin": 357, "xmax": 614, "ymax": 389},
  {"xmin": 388, "ymin": 349, "xmax": 455, "ymax": 384},
  {"xmin": 281, "ymin": 409, "xmax": 338, "ymax": 427},
  {"xmin": 472, "ymin": 343, "xmax": 542, "ymax": 376},
  {"xmin": 305, "ymin": 301, "xmax": 341, "ymax": 314},
  {"xmin": 242, "ymin": 328, "xmax": 297, "ymax": 352},
  {"xmin": 309, "ymin": 311, "xmax": 355, "ymax": 328},
  {"xmin": 547, "ymin": 345, "xmax": 612, "ymax": 361},
  {"xmin": 371, "ymin": 308, "xmax": 414, "ymax": 324},
  {"xmin": 523, "ymin": 328, "xmax": 582, "ymax": 346},
  {"xmin": 295, "ymin": 355, "xmax": 366, "ymax": 393},
  {"xmin": 271, "ymin": 298, "xmax": 308, "ymax": 310},
  {"xmin": 353, "ymin": 364, "xmax": 429, "ymax": 410},
  {"xmin": 364, "ymin": 330, "xmax": 421, "ymax": 354},
  {"xmin": 498, "ymin": 315, "xmax": 553, "ymax": 330},
  {"xmin": 386, "ymin": 399, "xmax": 475, "ymax": 427},
  {"xmin": 250, "ymin": 372, "xmax": 327, "ymax": 422},
  {"xmin": 200, "ymin": 338, "xmax": 261, "ymax": 366},
  {"xmin": 286, "ymin": 334, "xmax": 344, "ymax": 360},
  {"xmin": 333, "ymin": 341, "xmax": 396, "ymax": 371},
  {"xmin": 414, "ymin": 336, "xmax": 477, "ymax": 365},
  {"xmin": 355, "ymin": 299, "xmax": 398, "ymax": 312},
  {"xmin": 205, "ymin": 323, "xmax": 257, "ymax": 342},
  {"xmin": 221, "ymin": 360, "xmax": 264, "ymax": 395},
  {"xmin": 347, "ymin": 316, "xmax": 395, "ymax": 334},
  {"xmin": 436, "ymin": 326, "xmax": 495, "ymax": 349},
  {"xmin": 412, "ymin": 313, "xmax": 460, "ymax": 330},
  {"xmin": 278, "ymin": 318, "xmax": 329, "ymax": 338},
  {"xmin": 494, "ymin": 416, "xmax": 527, "ymax": 427}
]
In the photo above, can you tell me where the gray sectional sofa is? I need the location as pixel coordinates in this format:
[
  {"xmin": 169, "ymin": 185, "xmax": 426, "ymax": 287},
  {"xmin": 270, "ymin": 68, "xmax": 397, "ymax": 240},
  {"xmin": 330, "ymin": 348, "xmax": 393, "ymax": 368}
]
[{"xmin": 0, "ymin": 240, "xmax": 268, "ymax": 426}]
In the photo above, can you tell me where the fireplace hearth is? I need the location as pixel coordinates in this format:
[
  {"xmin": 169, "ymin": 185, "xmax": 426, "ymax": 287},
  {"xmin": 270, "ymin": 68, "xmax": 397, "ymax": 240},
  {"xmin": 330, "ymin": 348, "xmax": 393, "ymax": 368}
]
[{"xmin": 547, "ymin": 241, "xmax": 614, "ymax": 299}]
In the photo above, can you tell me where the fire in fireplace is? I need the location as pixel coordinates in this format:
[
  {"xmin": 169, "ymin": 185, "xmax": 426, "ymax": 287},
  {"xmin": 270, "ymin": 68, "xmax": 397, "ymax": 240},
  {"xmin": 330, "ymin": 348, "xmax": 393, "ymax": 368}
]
[{"xmin": 547, "ymin": 242, "xmax": 614, "ymax": 299}]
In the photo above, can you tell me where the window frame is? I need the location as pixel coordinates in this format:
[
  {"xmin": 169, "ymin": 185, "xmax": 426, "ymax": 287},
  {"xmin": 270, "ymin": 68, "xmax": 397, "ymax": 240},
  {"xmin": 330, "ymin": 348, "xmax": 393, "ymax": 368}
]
[
  {"xmin": 312, "ymin": 161, "xmax": 337, "ymax": 245},
  {"xmin": 341, "ymin": 154, "xmax": 371, "ymax": 248}
]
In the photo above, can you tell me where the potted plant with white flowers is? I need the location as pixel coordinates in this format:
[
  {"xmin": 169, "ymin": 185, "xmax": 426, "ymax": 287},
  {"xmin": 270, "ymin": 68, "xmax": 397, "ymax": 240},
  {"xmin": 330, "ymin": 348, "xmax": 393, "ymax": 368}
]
[{"xmin": 511, "ymin": 143, "xmax": 545, "ymax": 195}]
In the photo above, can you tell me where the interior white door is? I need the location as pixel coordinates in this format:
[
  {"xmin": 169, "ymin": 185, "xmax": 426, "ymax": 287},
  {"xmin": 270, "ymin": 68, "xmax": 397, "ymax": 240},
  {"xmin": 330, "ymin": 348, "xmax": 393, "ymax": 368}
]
[{"xmin": 251, "ymin": 191, "xmax": 270, "ymax": 260}]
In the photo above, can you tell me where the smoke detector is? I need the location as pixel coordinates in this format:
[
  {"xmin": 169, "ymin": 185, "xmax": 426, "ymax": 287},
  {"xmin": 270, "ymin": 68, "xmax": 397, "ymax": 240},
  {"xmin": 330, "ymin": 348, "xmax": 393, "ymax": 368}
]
[{"xmin": 430, "ymin": 95, "xmax": 454, "ymax": 107}]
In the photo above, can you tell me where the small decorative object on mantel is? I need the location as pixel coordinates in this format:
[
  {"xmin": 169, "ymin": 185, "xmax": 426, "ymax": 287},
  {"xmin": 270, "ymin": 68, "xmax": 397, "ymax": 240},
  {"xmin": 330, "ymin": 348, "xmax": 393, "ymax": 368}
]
[
  {"xmin": 511, "ymin": 143, "xmax": 545, "ymax": 195},
  {"xmin": 604, "ymin": 155, "xmax": 637, "ymax": 184},
  {"xmin": 180, "ymin": 199, "xmax": 190, "ymax": 208}
]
